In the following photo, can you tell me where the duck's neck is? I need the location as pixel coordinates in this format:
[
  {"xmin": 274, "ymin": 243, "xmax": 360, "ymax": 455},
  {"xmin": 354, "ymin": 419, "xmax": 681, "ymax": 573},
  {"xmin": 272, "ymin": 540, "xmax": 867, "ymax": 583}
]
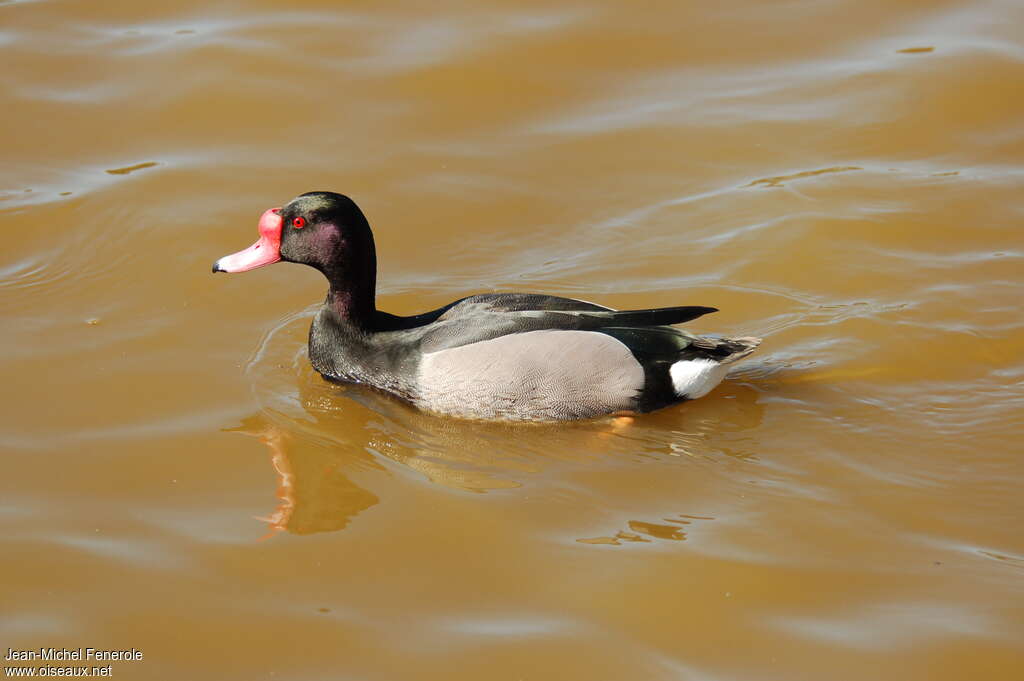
[
  {"xmin": 326, "ymin": 285, "xmax": 374, "ymax": 327},
  {"xmin": 322, "ymin": 234, "xmax": 378, "ymax": 328}
]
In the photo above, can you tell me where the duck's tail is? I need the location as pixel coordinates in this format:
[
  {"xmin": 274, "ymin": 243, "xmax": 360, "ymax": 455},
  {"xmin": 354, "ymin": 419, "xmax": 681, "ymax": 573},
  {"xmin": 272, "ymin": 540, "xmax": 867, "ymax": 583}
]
[
  {"xmin": 712, "ymin": 336, "xmax": 762, "ymax": 364},
  {"xmin": 669, "ymin": 335, "xmax": 761, "ymax": 399}
]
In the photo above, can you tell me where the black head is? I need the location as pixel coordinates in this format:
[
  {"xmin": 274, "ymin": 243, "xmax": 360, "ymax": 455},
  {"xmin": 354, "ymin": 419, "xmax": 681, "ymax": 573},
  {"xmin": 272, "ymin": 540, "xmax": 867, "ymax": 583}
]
[
  {"xmin": 213, "ymin": 191, "xmax": 379, "ymax": 319},
  {"xmin": 278, "ymin": 192, "xmax": 375, "ymax": 275}
]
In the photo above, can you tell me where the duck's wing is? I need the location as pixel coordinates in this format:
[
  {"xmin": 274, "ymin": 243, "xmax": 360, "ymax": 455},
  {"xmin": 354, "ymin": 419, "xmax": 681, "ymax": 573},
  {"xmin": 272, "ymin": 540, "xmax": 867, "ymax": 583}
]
[
  {"xmin": 411, "ymin": 295, "xmax": 717, "ymax": 354},
  {"xmin": 374, "ymin": 292, "xmax": 611, "ymax": 331},
  {"xmin": 438, "ymin": 292, "xmax": 712, "ymax": 327},
  {"xmin": 537, "ymin": 305, "xmax": 718, "ymax": 327},
  {"xmin": 439, "ymin": 292, "xmax": 613, "ymax": 314},
  {"xmin": 438, "ymin": 293, "xmax": 715, "ymax": 325}
]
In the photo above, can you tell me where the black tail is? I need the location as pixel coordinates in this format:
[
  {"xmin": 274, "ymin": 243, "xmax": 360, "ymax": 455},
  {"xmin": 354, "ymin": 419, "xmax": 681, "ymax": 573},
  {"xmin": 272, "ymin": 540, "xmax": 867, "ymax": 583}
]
[{"xmin": 683, "ymin": 335, "xmax": 762, "ymax": 364}]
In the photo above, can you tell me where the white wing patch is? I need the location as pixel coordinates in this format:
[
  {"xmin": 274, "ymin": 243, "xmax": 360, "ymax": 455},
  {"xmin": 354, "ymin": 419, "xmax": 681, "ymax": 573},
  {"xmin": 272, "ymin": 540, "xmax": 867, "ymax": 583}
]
[{"xmin": 670, "ymin": 359, "xmax": 729, "ymax": 399}]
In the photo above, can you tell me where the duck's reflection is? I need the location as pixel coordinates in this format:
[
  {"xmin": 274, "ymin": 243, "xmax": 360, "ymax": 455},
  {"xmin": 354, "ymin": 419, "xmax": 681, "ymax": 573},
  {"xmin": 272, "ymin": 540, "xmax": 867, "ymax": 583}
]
[
  {"xmin": 232, "ymin": 375, "xmax": 765, "ymax": 538},
  {"xmin": 230, "ymin": 413, "xmax": 380, "ymax": 536},
  {"xmin": 230, "ymin": 312, "xmax": 767, "ymax": 537}
]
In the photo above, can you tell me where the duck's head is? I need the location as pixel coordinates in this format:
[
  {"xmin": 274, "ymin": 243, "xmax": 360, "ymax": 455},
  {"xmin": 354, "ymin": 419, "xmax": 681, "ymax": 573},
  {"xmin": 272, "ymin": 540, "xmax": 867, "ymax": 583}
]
[{"xmin": 212, "ymin": 191, "xmax": 375, "ymax": 281}]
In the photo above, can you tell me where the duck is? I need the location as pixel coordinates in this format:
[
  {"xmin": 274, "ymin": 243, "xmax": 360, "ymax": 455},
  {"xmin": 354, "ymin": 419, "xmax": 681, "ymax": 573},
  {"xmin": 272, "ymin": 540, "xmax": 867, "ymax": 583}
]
[{"xmin": 213, "ymin": 191, "xmax": 760, "ymax": 421}]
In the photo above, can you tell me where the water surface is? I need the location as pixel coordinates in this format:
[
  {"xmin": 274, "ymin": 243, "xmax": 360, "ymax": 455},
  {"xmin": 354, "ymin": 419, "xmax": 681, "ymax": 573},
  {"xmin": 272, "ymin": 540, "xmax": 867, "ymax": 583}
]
[{"xmin": 2, "ymin": 0, "xmax": 1023, "ymax": 679}]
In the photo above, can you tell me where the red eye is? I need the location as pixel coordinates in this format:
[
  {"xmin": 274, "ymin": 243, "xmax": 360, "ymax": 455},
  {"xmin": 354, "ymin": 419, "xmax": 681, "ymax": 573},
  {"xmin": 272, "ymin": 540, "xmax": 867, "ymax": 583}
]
[{"xmin": 292, "ymin": 217, "xmax": 306, "ymax": 229}]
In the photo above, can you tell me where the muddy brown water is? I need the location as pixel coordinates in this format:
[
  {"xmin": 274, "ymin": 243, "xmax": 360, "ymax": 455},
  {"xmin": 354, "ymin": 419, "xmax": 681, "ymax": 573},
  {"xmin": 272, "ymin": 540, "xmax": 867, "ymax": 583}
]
[{"xmin": 2, "ymin": 0, "xmax": 1023, "ymax": 679}]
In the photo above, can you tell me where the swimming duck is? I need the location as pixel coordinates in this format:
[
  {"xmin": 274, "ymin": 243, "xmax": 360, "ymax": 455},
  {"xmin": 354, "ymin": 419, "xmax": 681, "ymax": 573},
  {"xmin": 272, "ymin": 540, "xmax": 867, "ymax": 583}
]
[{"xmin": 213, "ymin": 192, "xmax": 760, "ymax": 421}]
